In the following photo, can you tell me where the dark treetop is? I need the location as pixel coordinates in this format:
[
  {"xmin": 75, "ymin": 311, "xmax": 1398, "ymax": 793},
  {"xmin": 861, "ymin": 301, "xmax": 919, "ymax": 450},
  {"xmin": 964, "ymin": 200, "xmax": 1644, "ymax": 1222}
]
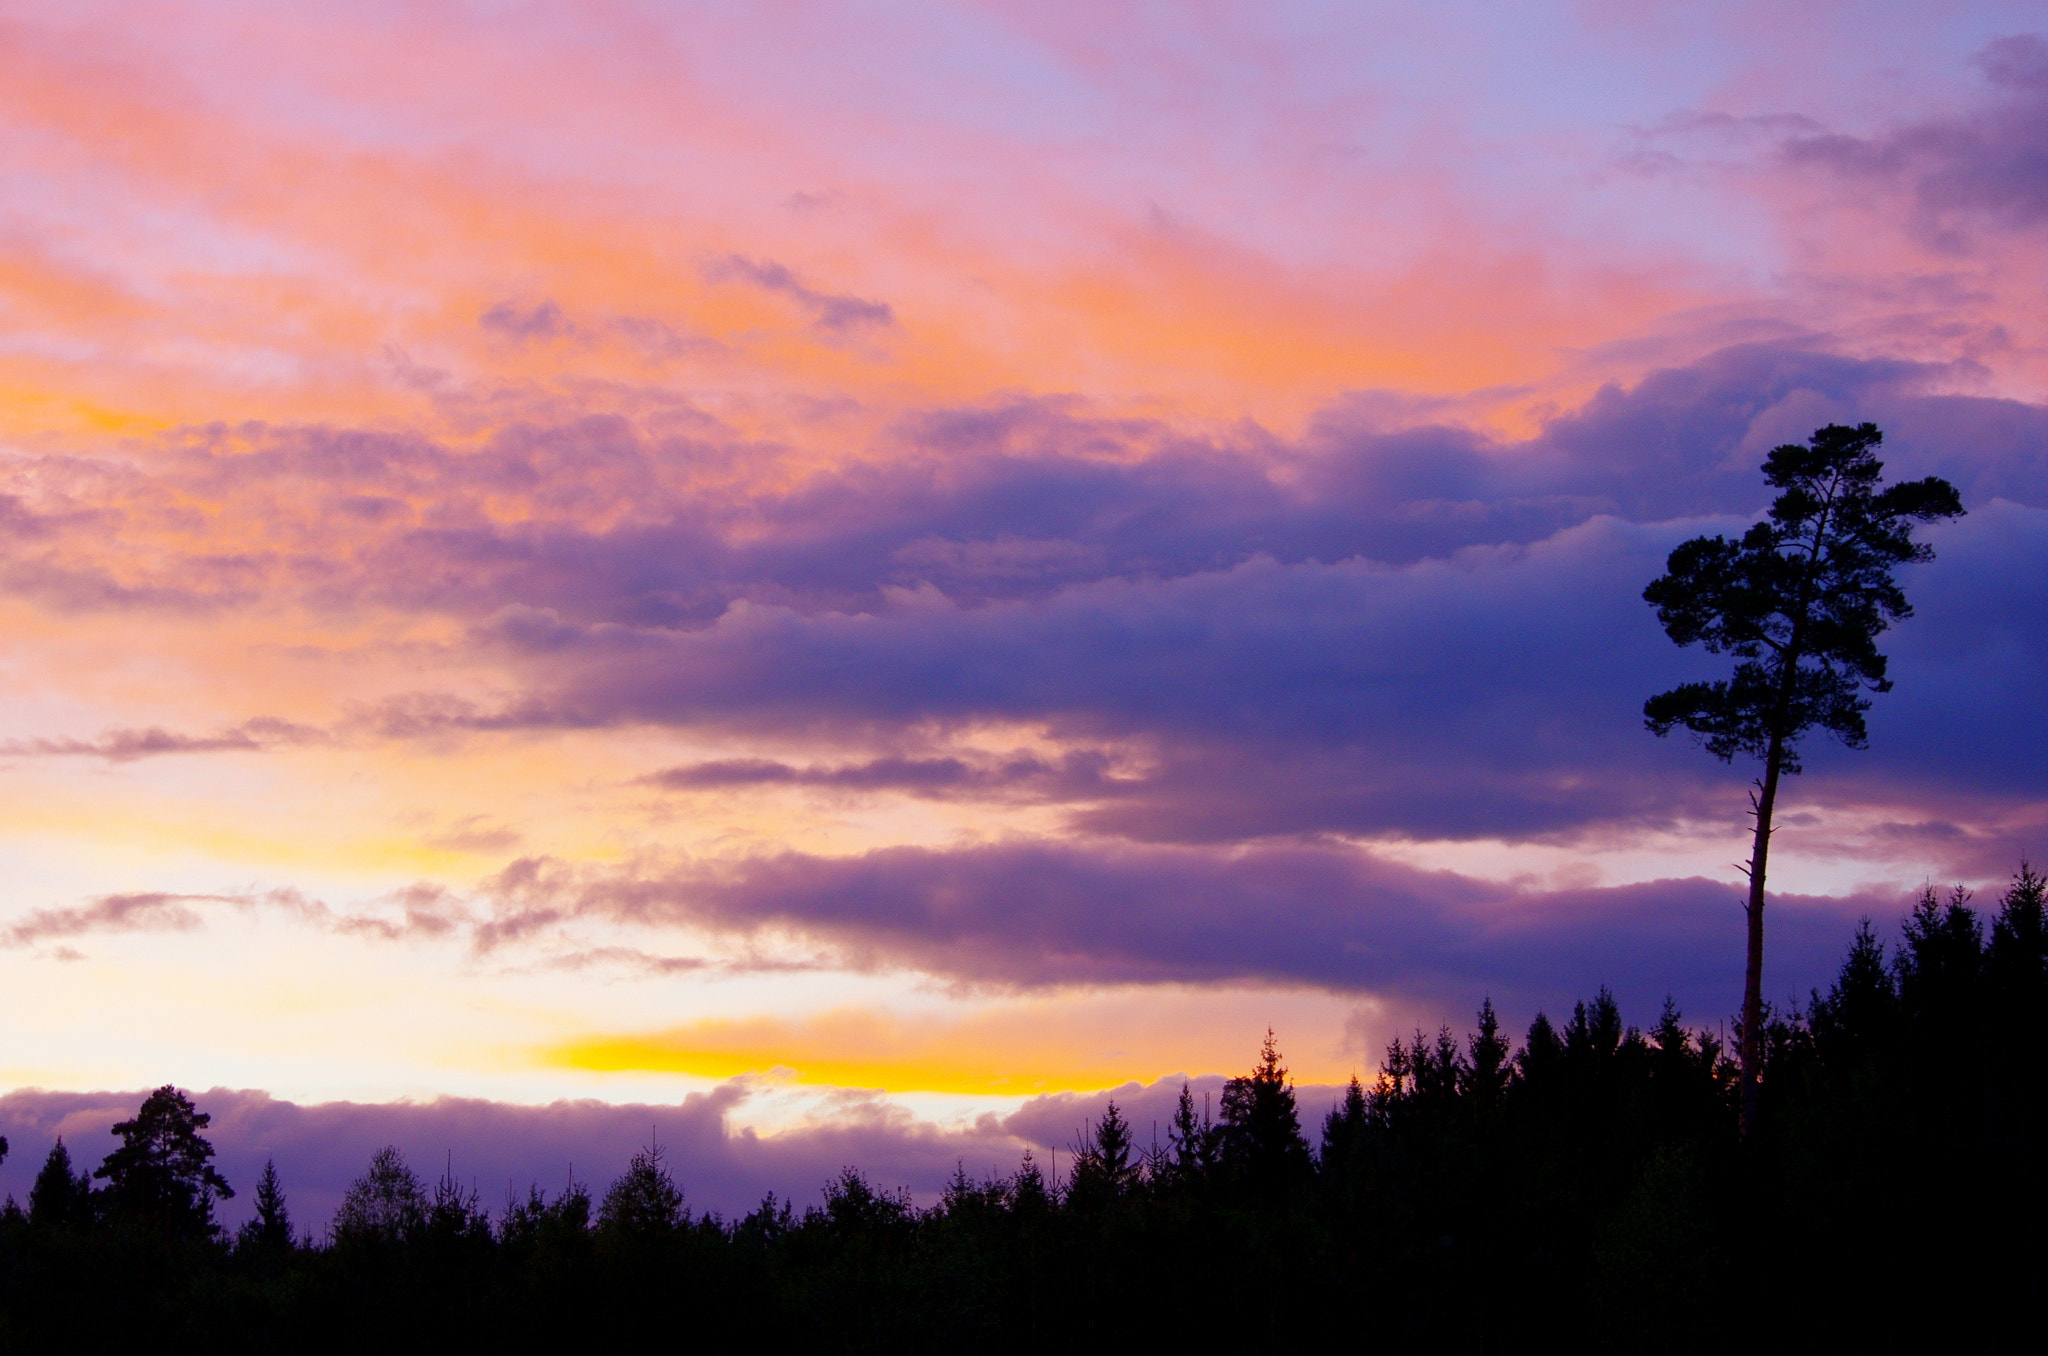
[{"xmin": 1642, "ymin": 421, "xmax": 1963, "ymax": 769}]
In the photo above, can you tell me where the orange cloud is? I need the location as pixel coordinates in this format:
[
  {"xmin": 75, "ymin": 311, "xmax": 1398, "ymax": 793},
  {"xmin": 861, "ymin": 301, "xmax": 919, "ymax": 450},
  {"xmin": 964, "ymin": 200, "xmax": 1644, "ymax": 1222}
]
[{"xmin": 0, "ymin": 2, "xmax": 1796, "ymax": 453}]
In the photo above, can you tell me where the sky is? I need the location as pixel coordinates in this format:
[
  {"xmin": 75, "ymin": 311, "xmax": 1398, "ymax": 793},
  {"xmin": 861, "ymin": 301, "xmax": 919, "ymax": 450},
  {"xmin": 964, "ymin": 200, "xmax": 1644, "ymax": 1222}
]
[{"xmin": 4, "ymin": 0, "xmax": 2048, "ymax": 1222}]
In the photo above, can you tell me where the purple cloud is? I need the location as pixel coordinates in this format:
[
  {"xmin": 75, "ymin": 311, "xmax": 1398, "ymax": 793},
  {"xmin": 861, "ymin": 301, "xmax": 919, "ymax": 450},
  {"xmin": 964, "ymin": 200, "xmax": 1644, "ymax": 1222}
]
[
  {"xmin": 0, "ymin": 885, "xmax": 472, "ymax": 953},
  {"xmin": 705, "ymin": 255, "xmax": 895, "ymax": 337},
  {"xmin": 480, "ymin": 300, "xmax": 574, "ymax": 341},
  {"xmin": 3, "ymin": 342, "xmax": 2043, "ymax": 858},
  {"xmin": 310, "ymin": 369, "xmax": 2037, "ymax": 855},
  {"xmin": 1, "ymin": 892, "xmax": 211, "ymax": 947},
  {"xmin": 455, "ymin": 840, "xmax": 1887, "ymax": 1023},
  {"xmin": 1783, "ymin": 34, "xmax": 2048, "ymax": 241},
  {"xmin": 0, "ymin": 1082, "xmax": 1038, "ymax": 1229},
  {"xmin": 643, "ymin": 751, "xmax": 1111, "ymax": 799},
  {"xmin": 0, "ymin": 717, "xmax": 320, "ymax": 762},
  {"xmin": 24, "ymin": 341, "xmax": 2032, "ymax": 631},
  {"xmin": 435, "ymin": 512, "xmax": 1789, "ymax": 843}
]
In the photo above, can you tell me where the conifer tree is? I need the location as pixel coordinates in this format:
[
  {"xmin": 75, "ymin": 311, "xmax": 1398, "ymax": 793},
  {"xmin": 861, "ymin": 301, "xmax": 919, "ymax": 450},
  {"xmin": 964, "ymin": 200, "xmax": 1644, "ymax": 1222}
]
[
  {"xmin": 1563, "ymin": 988, "xmax": 1626, "ymax": 1066},
  {"xmin": 1809, "ymin": 919, "xmax": 1896, "ymax": 1062},
  {"xmin": 1410, "ymin": 1026, "xmax": 1469, "ymax": 1111},
  {"xmin": 236, "ymin": 1158, "xmax": 295, "ymax": 1252},
  {"xmin": 597, "ymin": 1143, "xmax": 686, "ymax": 1242},
  {"xmin": 28, "ymin": 1137, "xmax": 93, "ymax": 1229},
  {"xmin": 1518, "ymin": 1012, "xmax": 1565, "ymax": 1105},
  {"xmin": 1008, "ymin": 1150, "xmax": 1051, "ymax": 1214},
  {"xmin": 1986, "ymin": 863, "xmax": 2048, "ymax": 1294},
  {"xmin": 94, "ymin": 1085, "xmax": 233, "ymax": 1237},
  {"xmin": 1462, "ymin": 998, "xmax": 1513, "ymax": 1110},
  {"xmin": 817, "ymin": 1167, "xmax": 908, "ymax": 1238},
  {"xmin": 1318, "ymin": 1075, "xmax": 1370, "ymax": 1208},
  {"xmin": 1895, "ymin": 886, "xmax": 1984, "ymax": 1032},
  {"xmin": 939, "ymin": 1161, "xmax": 1006, "ymax": 1219},
  {"xmin": 1067, "ymin": 1101, "xmax": 1138, "ymax": 1208},
  {"xmin": 426, "ymin": 1158, "xmax": 491, "ymax": 1243},
  {"xmin": 736, "ymin": 1190, "xmax": 796, "ymax": 1247},
  {"xmin": 1216, "ymin": 1030, "xmax": 1312, "ymax": 1196},
  {"xmin": 1321, "ymin": 1076, "xmax": 1368, "ymax": 1158},
  {"xmin": 1988, "ymin": 862, "xmax": 2047, "ymax": 1026},
  {"xmin": 1643, "ymin": 422, "xmax": 1961, "ymax": 1138},
  {"xmin": 1165, "ymin": 1081, "xmax": 1213, "ymax": 1184},
  {"xmin": 499, "ymin": 1176, "xmax": 592, "ymax": 1248}
]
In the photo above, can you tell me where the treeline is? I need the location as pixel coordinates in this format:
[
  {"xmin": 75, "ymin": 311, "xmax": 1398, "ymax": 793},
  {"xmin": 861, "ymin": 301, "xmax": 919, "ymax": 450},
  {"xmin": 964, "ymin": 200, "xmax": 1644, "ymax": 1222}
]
[{"xmin": 4, "ymin": 868, "xmax": 2046, "ymax": 1352}]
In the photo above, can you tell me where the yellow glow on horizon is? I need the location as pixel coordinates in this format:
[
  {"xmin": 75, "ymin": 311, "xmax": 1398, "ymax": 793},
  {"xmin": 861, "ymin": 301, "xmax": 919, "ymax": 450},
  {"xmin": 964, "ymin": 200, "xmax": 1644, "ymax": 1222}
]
[{"xmin": 547, "ymin": 988, "xmax": 1375, "ymax": 1095}]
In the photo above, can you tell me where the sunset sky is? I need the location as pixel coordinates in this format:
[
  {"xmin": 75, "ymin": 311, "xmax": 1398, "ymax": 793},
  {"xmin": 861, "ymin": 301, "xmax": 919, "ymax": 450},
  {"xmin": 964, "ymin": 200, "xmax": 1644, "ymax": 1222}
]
[{"xmin": 4, "ymin": 1, "xmax": 2048, "ymax": 1216}]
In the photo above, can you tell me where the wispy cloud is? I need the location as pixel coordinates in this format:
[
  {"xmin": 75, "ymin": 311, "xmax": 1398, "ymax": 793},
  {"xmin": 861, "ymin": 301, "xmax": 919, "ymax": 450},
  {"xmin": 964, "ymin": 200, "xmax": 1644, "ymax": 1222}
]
[
  {"xmin": 480, "ymin": 300, "xmax": 575, "ymax": 341},
  {"xmin": 1, "ymin": 891, "xmax": 212, "ymax": 947},
  {"xmin": 704, "ymin": 255, "xmax": 896, "ymax": 339},
  {"xmin": 0, "ymin": 718, "xmax": 323, "ymax": 762},
  {"xmin": 1782, "ymin": 35, "xmax": 2048, "ymax": 242}
]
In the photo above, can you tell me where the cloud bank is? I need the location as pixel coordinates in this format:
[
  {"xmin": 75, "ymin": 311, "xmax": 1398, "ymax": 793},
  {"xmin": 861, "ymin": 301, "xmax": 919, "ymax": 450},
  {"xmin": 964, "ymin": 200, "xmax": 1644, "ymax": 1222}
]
[{"xmin": 2, "ymin": 10, "xmax": 2046, "ymax": 1111}]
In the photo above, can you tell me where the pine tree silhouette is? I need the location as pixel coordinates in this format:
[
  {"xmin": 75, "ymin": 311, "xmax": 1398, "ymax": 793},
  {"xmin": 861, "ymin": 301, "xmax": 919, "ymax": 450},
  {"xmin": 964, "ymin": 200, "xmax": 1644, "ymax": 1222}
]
[
  {"xmin": 28, "ymin": 1137, "xmax": 93, "ymax": 1229},
  {"xmin": 94, "ymin": 1085, "xmax": 232, "ymax": 1238}
]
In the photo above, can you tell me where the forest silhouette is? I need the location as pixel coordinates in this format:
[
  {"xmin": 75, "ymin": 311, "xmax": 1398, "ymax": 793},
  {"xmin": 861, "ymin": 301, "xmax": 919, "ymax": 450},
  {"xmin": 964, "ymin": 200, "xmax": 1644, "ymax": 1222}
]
[{"xmin": 2, "ymin": 871, "xmax": 2043, "ymax": 1351}]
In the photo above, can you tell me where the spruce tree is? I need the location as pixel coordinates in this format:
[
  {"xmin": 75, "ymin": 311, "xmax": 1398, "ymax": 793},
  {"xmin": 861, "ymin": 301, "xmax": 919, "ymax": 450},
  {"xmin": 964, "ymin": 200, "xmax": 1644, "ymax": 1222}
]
[
  {"xmin": 1067, "ymin": 1101, "xmax": 1138, "ymax": 1209},
  {"xmin": 236, "ymin": 1158, "xmax": 295, "ymax": 1252},
  {"xmin": 1318, "ymin": 1076, "xmax": 1370, "ymax": 1212},
  {"xmin": 1462, "ymin": 998, "xmax": 1513, "ymax": 1111},
  {"xmin": 28, "ymin": 1137, "xmax": 93, "ymax": 1229},
  {"xmin": 1008, "ymin": 1150, "xmax": 1051, "ymax": 1214},
  {"xmin": 1321, "ymin": 1076, "xmax": 1368, "ymax": 1160},
  {"xmin": 597, "ymin": 1143, "xmax": 686, "ymax": 1242},
  {"xmin": 1216, "ymin": 1030, "xmax": 1312, "ymax": 1197},
  {"xmin": 1165, "ymin": 1083, "xmax": 1212, "ymax": 1186},
  {"xmin": 1810, "ymin": 919, "xmax": 1896, "ymax": 1063}
]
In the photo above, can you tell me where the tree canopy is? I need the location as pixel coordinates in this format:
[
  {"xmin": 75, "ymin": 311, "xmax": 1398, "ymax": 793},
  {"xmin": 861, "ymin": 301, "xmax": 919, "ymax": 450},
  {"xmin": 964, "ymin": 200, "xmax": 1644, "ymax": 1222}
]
[
  {"xmin": 92, "ymin": 1084, "xmax": 233, "ymax": 1238},
  {"xmin": 1643, "ymin": 422, "xmax": 1963, "ymax": 768}
]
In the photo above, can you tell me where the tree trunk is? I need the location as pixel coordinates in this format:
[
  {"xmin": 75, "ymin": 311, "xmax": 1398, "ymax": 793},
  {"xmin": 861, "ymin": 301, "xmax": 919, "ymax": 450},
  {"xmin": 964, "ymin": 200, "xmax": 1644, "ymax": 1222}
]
[{"xmin": 1740, "ymin": 729, "xmax": 1784, "ymax": 1141}]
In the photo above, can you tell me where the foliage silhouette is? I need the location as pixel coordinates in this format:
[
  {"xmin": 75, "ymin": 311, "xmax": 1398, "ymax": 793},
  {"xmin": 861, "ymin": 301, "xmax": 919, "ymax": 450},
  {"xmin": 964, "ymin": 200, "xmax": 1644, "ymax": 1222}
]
[
  {"xmin": 1, "ymin": 894, "xmax": 2045, "ymax": 1351},
  {"xmin": 331, "ymin": 1145, "xmax": 425, "ymax": 1248},
  {"xmin": 596, "ymin": 1140, "xmax": 686, "ymax": 1245}
]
